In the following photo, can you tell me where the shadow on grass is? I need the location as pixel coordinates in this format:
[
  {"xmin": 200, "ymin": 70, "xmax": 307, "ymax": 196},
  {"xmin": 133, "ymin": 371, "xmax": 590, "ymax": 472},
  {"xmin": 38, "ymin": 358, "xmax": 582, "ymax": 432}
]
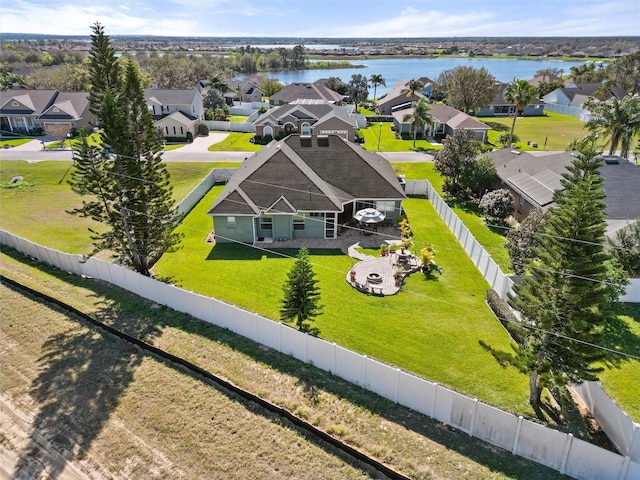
[
  {"xmin": 205, "ymin": 243, "xmax": 341, "ymax": 261},
  {"xmin": 4, "ymin": 247, "xmax": 565, "ymax": 479},
  {"xmin": 5, "ymin": 280, "xmax": 144, "ymax": 480},
  {"xmin": 483, "ymin": 121, "xmax": 510, "ymax": 132},
  {"xmin": 600, "ymin": 303, "xmax": 640, "ymax": 369}
]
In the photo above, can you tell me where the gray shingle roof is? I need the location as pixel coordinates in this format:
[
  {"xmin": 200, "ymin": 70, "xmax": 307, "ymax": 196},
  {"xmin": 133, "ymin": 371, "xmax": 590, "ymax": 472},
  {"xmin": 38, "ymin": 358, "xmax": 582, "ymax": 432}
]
[
  {"xmin": 208, "ymin": 134, "xmax": 406, "ymax": 216},
  {"xmin": 269, "ymin": 83, "xmax": 344, "ymax": 103},
  {"xmin": 486, "ymin": 150, "xmax": 640, "ymax": 220}
]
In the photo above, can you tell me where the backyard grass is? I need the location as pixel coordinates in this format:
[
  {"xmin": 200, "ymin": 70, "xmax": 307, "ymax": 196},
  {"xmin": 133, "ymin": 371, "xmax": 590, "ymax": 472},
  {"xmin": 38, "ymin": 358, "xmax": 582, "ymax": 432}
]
[
  {"xmin": 207, "ymin": 131, "xmax": 263, "ymax": 152},
  {"xmin": 154, "ymin": 184, "xmax": 533, "ymax": 415},
  {"xmin": 0, "ymin": 160, "xmax": 228, "ymax": 254},
  {"xmin": 479, "ymin": 111, "xmax": 587, "ymax": 151},
  {"xmin": 0, "ymin": 252, "xmax": 565, "ymax": 480},
  {"xmin": 227, "ymin": 115, "xmax": 249, "ymax": 122},
  {"xmin": 358, "ymin": 122, "xmax": 442, "ymax": 153}
]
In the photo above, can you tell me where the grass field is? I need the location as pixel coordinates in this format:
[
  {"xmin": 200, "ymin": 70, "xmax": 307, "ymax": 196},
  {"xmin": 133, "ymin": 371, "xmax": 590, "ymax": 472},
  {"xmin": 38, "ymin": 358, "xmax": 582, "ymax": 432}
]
[
  {"xmin": 359, "ymin": 122, "xmax": 443, "ymax": 153},
  {"xmin": 0, "ymin": 251, "xmax": 567, "ymax": 479},
  {"xmin": 0, "ymin": 161, "xmax": 228, "ymax": 255},
  {"xmin": 0, "ymin": 138, "xmax": 32, "ymax": 147},
  {"xmin": 207, "ymin": 132, "xmax": 262, "ymax": 152},
  {"xmin": 480, "ymin": 111, "xmax": 588, "ymax": 151}
]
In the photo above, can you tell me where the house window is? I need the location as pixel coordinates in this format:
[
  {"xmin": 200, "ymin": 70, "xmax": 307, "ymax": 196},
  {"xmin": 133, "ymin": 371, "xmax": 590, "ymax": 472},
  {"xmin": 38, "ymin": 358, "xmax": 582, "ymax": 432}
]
[
  {"xmin": 165, "ymin": 126, "xmax": 169, "ymax": 135},
  {"xmin": 180, "ymin": 126, "xmax": 184, "ymax": 135},
  {"xmin": 518, "ymin": 195, "xmax": 524, "ymax": 213},
  {"xmin": 227, "ymin": 216, "xmax": 236, "ymax": 229},
  {"xmin": 293, "ymin": 216, "xmax": 305, "ymax": 231},
  {"xmin": 12, "ymin": 101, "xmax": 19, "ymax": 106},
  {"xmin": 260, "ymin": 217, "xmax": 272, "ymax": 230},
  {"xmin": 309, "ymin": 212, "xmax": 324, "ymax": 217},
  {"xmin": 53, "ymin": 107, "xmax": 60, "ymax": 113}
]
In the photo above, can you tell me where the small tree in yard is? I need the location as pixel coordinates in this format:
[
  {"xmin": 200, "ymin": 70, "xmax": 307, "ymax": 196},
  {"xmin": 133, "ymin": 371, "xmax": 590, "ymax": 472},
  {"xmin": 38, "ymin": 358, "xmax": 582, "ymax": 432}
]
[
  {"xmin": 505, "ymin": 208, "xmax": 545, "ymax": 276},
  {"xmin": 434, "ymin": 129, "xmax": 481, "ymax": 198},
  {"xmin": 280, "ymin": 248, "xmax": 322, "ymax": 333},
  {"xmin": 479, "ymin": 188, "xmax": 514, "ymax": 226},
  {"xmin": 607, "ymin": 219, "xmax": 640, "ymax": 277},
  {"xmin": 497, "ymin": 132, "xmax": 519, "ymax": 147}
]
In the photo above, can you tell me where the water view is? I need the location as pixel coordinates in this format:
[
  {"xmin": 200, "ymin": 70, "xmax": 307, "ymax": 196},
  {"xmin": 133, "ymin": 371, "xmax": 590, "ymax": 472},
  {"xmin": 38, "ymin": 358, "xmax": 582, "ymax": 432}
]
[{"xmin": 269, "ymin": 57, "xmax": 590, "ymax": 96}]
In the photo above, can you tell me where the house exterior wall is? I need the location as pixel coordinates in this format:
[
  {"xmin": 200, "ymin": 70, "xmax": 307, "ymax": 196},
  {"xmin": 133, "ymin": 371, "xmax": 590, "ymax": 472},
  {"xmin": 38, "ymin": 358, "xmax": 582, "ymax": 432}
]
[
  {"xmin": 522, "ymin": 104, "xmax": 545, "ymax": 116},
  {"xmin": 212, "ymin": 215, "xmax": 254, "ymax": 244},
  {"xmin": 242, "ymin": 86, "xmax": 263, "ymax": 103},
  {"xmin": 272, "ymin": 215, "xmax": 292, "ymax": 241},
  {"xmin": 542, "ymin": 90, "xmax": 570, "ymax": 106},
  {"xmin": 292, "ymin": 214, "xmax": 325, "ymax": 239}
]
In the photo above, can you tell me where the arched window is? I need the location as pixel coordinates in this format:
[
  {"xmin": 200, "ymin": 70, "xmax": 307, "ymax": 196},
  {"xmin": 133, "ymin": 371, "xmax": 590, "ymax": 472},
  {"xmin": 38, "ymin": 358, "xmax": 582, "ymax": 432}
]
[
  {"xmin": 264, "ymin": 126, "xmax": 273, "ymax": 138},
  {"xmin": 300, "ymin": 122, "xmax": 311, "ymax": 134}
]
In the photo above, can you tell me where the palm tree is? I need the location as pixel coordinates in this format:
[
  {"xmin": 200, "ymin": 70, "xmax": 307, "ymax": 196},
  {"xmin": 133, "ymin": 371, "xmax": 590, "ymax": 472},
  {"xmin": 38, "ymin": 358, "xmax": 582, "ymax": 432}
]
[
  {"xmin": 504, "ymin": 79, "xmax": 535, "ymax": 147},
  {"xmin": 402, "ymin": 99, "xmax": 432, "ymax": 148},
  {"xmin": 406, "ymin": 78, "xmax": 424, "ymax": 99},
  {"xmin": 584, "ymin": 95, "xmax": 640, "ymax": 157},
  {"xmin": 369, "ymin": 74, "xmax": 386, "ymax": 105}
]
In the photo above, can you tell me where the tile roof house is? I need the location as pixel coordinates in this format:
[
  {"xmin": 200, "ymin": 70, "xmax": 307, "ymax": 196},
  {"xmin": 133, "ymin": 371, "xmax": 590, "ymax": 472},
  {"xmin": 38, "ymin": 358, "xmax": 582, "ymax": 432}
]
[
  {"xmin": 376, "ymin": 79, "xmax": 434, "ymax": 115},
  {"xmin": 253, "ymin": 100, "xmax": 358, "ymax": 142},
  {"xmin": 144, "ymin": 88, "xmax": 204, "ymax": 140},
  {"xmin": 208, "ymin": 134, "xmax": 407, "ymax": 244},
  {"xmin": 268, "ymin": 83, "xmax": 344, "ymax": 106},
  {"xmin": 0, "ymin": 89, "xmax": 94, "ymax": 133},
  {"xmin": 476, "ymin": 82, "xmax": 545, "ymax": 117},
  {"xmin": 484, "ymin": 149, "xmax": 640, "ymax": 235},
  {"xmin": 392, "ymin": 103, "xmax": 490, "ymax": 143}
]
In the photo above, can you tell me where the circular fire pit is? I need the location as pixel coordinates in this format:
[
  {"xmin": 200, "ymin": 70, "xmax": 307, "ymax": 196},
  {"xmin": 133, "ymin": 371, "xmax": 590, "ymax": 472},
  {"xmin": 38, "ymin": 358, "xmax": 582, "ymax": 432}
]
[{"xmin": 367, "ymin": 273, "xmax": 383, "ymax": 284}]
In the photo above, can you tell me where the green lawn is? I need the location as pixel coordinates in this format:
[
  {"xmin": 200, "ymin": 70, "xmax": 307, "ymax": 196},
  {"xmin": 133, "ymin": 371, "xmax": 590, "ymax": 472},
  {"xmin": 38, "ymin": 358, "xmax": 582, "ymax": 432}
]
[
  {"xmin": 153, "ymin": 186, "xmax": 534, "ymax": 415},
  {"xmin": 359, "ymin": 122, "xmax": 442, "ymax": 153},
  {"xmin": 207, "ymin": 132, "xmax": 263, "ymax": 152},
  {"xmin": 0, "ymin": 138, "xmax": 32, "ymax": 147},
  {"xmin": 0, "ymin": 160, "xmax": 227, "ymax": 254},
  {"xmin": 227, "ymin": 115, "xmax": 249, "ymax": 122},
  {"xmin": 479, "ymin": 111, "xmax": 587, "ymax": 151}
]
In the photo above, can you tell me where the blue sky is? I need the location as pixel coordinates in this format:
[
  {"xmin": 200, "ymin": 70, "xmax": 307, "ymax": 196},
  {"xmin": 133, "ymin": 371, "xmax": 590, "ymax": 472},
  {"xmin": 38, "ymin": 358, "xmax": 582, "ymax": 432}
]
[{"xmin": 3, "ymin": 0, "xmax": 639, "ymax": 37}]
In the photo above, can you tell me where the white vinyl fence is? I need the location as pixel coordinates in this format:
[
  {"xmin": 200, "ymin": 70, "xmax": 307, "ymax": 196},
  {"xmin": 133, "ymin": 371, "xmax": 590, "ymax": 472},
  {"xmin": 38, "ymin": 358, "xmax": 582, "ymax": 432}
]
[
  {"xmin": 573, "ymin": 382, "xmax": 640, "ymax": 464},
  {"xmin": 404, "ymin": 179, "xmax": 640, "ymax": 303},
  {"xmin": 544, "ymin": 103, "xmax": 594, "ymax": 122},
  {"xmin": 1, "ymin": 228, "xmax": 637, "ymax": 480},
  {"xmin": 174, "ymin": 168, "xmax": 233, "ymax": 216},
  {"xmin": 203, "ymin": 120, "xmax": 255, "ymax": 133}
]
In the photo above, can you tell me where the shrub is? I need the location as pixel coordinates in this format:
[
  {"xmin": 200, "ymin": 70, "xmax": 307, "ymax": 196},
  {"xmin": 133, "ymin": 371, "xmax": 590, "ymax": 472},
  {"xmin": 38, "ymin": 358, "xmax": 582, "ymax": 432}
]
[
  {"xmin": 486, "ymin": 289, "xmax": 526, "ymax": 344},
  {"xmin": 198, "ymin": 123, "xmax": 209, "ymax": 136},
  {"xmin": 479, "ymin": 188, "xmax": 514, "ymax": 225},
  {"xmin": 186, "ymin": 131, "xmax": 193, "ymax": 143}
]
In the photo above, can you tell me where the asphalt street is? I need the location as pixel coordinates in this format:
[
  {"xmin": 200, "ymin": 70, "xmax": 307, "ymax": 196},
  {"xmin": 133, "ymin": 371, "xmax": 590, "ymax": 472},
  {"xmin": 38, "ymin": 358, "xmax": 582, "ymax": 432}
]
[{"xmin": 0, "ymin": 135, "xmax": 433, "ymax": 163}]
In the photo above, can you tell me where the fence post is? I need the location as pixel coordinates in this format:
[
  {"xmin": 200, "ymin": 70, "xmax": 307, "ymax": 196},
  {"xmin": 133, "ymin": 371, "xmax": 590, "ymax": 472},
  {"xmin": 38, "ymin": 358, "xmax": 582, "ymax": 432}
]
[
  {"xmin": 469, "ymin": 398, "xmax": 479, "ymax": 437},
  {"xmin": 618, "ymin": 456, "xmax": 631, "ymax": 480},
  {"xmin": 560, "ymin": 433, "xmax": 573, "ymax": 475},
  {"xmin": 512, "ymin": 416, "xmax": 523, "ymax": 454},
  {"xmin": 394, "ymin": 368, "xmax": 401, "ymax": 403},
  {"xmin": 362, "ymin": 355, "xmax": 367, "ymax": 386},
  {"xmin": 431, "ymin": 383, "xmax": 438, "ymax": 418},
  {"xmin": 332, "ymin": 343, "xmax": 336, "ymax": 375}
]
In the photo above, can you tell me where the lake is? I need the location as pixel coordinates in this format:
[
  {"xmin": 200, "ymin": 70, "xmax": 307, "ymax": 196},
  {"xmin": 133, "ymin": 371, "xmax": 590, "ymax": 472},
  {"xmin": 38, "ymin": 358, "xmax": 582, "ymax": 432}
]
[{"xmin": 267, "ymin": 57, "xmax": 589, "ymax": 96}]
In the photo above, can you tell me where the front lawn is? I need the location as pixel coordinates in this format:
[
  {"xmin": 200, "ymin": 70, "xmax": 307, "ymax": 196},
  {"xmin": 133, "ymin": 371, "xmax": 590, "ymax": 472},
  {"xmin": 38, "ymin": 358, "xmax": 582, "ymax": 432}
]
[
  {"xmin": 359, "ymin": 122, "xmax": 442, "ymax": 153},
  {"xmin": 0, "ymin": 160, "xmax": 229, "ymax": 254},
  {"xmin": 0, "ymin": 138, "xmax": 33, "ymax": 147},
  {"xmin": 207, "ymin": 132, "xmax": 263, "ymax": 152},
  {"xmin": 480, "ymin": 111, "xmax": 587, "ymax": 151}
]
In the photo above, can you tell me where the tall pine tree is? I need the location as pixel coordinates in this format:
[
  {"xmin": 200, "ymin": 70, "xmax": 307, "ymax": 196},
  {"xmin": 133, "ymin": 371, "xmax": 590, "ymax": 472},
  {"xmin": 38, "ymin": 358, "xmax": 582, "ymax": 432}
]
[
  {"xmin": 69, "ymin": 23, "xmax": 181, "ymax": 276},
  {"xmin": 508, "ymin": 148, "xmax": 615, "ymax": 409},
  {"xmin": 280, "ymin": 248, "xmax": 322, "ymax": 332}
]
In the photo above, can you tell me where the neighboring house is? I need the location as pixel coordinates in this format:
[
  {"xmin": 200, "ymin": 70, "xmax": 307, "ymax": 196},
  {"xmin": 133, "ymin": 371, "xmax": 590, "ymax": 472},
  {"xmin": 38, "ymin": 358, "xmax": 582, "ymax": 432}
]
[
  {"xmin": 269, "ymin": 83, "xmax": 344, "ymax": 106},
  {"xmin": 528, "ymin": 73, "xmax": 565, "ymax": 88},
  {"xmin": 225, "ymin": 78, "xmax": 265, "ymax": 105},
  {"xmin": 0, "ymin": 89, "xmax": 94, "ymax": 133},
  {"xmin": 376, "ymin": 79, "xmax": 431, "ymax": 115},
  {"xmin": 542, "ymin": 82, "xmax": 627, "ymax": 108},
  {"xmin": 253, "ymin": 100, "xmax": 358, "ymax": 142},
  {"xmin": 392, "ymin": 103, "xmax": 490, "ymax": 143},
  {"xmin": 208, "ymin": 134, "xmax": 407, "ymax": 244},
  {"xmin": 484, "ymin": 149, "xmax": 640, "ymax": 235},
  {"xmin": 476, "ymin": 82, "xmax": 545, "ymax": 117},
  {"xmin": 144, "ymin": 88, "xmax": 204, "ymax": 140}
]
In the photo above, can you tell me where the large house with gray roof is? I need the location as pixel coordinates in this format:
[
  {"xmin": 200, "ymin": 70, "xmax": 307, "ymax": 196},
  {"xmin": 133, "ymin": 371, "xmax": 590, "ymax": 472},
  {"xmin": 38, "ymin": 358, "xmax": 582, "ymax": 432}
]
[
  {"xmin": 376, "ymin": 79, "xmax": 434, "ymax": 115},
  {"xmin": 484, "ymin": 149, "xmax": 640, "ymax": 235},
  {"xmin": 0, "ymin": 89, "xmax": 93, "ymax": 134},
  {"xmin": 208, "ymin": 134, "xmax": 406, "ymax": 244},
  {"xmin": 253, "ymin": 100, "xmax": 358, "ymax": 142},
  {"xmin": 476, "ymin": 82, "xmax": 545, "ymax": 117}
]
